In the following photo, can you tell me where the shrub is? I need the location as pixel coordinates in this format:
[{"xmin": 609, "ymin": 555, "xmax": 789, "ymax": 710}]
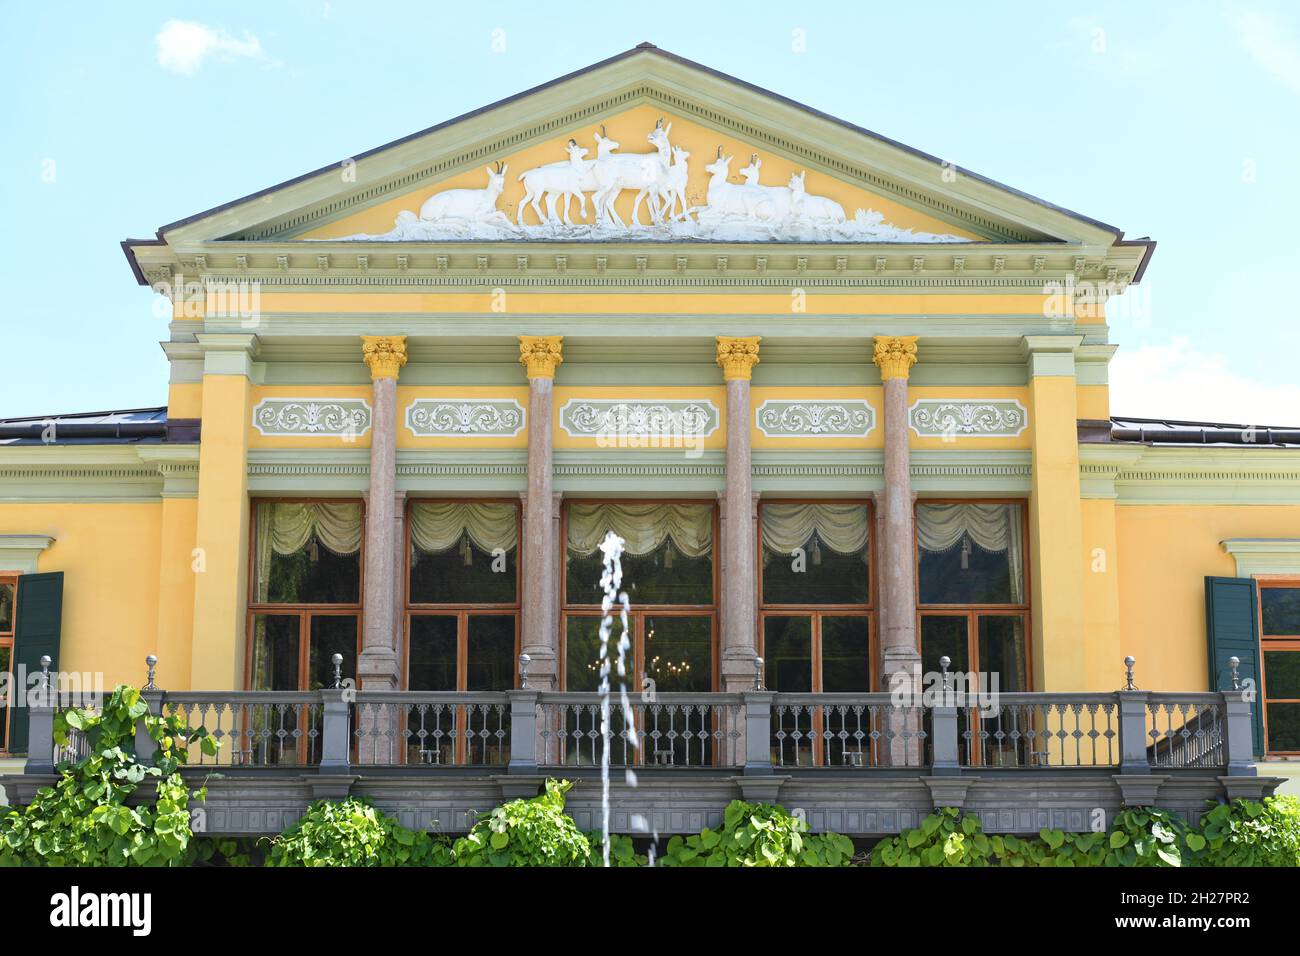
[
  {"xmin": 870, "ymin": 807, "xmax": 993, "ymax": 867},
  {"xmin": 992, "ymin": 829, "xmax": 1107, "ymax": 867},
  {"xmin": 1103, "ymin": 807, "xmax": 1193, "ymax": 867},
  {"xmin": 0, "ymin": 685, "xmax": 214, "ymax": 867},
  {"xmin": 1196, "ymin": 796, "xmax": 1300, "ymax": 867},
  {"xmin": 658, "ymin": 799, "xmax": 854, "ymax": 867},
  {"xmin": 453, "ymin": 779, "xmax": 592, "ymax": 867},
  {"xmin": 587, "ymin": 831, "xmax": 646, "ymax": 867},
  {"xmin": 266, "ymin": 797, "xmax": 452, "ymax": 867}
]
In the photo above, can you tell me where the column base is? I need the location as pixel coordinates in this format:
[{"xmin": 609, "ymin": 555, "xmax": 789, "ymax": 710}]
[
  {"xmin": 721, "ymin": 651, "xmax": 761, "ymax": 691},
  {"xmin": 357, "ymin": 648, "xmax": 401, "ymax": 691}
]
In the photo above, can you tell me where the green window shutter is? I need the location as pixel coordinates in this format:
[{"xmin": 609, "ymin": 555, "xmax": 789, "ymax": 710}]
[
  {"xmin": 8, "ymin": 572, "xmax": 63, "ymax": 755},
  {"xmin": 1205, "ymin": 575, "xmax": 1263, "ymax": 756}
]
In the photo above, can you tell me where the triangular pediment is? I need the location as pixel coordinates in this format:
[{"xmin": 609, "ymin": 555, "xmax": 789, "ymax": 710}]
[{"xmin": 129, "ymin": 44, "xmax": 1150, "ymax": 277}]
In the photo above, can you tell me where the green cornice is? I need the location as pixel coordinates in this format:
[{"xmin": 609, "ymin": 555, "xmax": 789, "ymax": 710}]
[
  {"xmin": 1220, "ymin": 539, "xmax": 1300, "ymax": 576},
  {"xmin": 0, "ymin": 534, "xmax": 55, "ymax": 573},
  {"xmin": 0, "ymin": 445, "xmax": 196, "ymax": 503},
  {"xmin": 1080, "ymin": 444, "xmax": 1300, "ymax": 504}
]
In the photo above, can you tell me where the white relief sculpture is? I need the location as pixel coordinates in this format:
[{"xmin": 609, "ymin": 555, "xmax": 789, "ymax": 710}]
[
  {"xmin": 406, "ymin": 399, "xmax": 526, "ymax": 437},
  {"xmin": 517, "ymin": 139, "xmax": 593, "ymax": 226},
  {"xmin": 908, "ymin": 399, "xmax": 1028, "ymax": 438},
  {"xmin": 334, "ymin": 121, "xmax": 973, "ymax": 243},
  {"xmin": 559, "ymin": 399, "xmax": 719, "ymax": 438},
  {"xmin": 755, "ymin": 400, "xmax": 875, "ymax": 438},
  {"xmin": 252, "ymin": 399, "xmax": 372, "ymax": 437}
]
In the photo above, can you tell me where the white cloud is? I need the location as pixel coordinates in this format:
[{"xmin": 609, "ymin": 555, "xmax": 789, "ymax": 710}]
[
  {"xmin": 1109, "ymin": 337, "xmax": 1300, "ymax": 425},
  {"xmin": 1227, "ymin": 5, "xmax": 1300, "ymax": 95},
  {"xmin": 155, "ymin": 20, "xmax": 272, "ymax": 76}
]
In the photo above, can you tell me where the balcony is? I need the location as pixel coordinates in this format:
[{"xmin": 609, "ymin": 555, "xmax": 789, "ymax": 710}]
[{"xmin": 2, "ymin": 682, "xmax": 1281, "ymax": 839}]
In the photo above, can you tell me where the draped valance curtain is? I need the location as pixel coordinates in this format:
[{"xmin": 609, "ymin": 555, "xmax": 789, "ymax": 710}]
[
  {"xmin": 916, "ymin": 503, "xmax": 1024, "ymax": 602},
  {"xmin": 254, "ymin": 502, "xmax": 363, "ymax": 602},
  {"xmin": 760, "ymin": 503, "xmax": 870, "ymax": 562},
  {"xmin": 565, "ymin": 503, "xmax": 713, "ymax": 558},
  {"xmin": 408, "ymin": 502, "xmax": 519, "ymax": 556}
]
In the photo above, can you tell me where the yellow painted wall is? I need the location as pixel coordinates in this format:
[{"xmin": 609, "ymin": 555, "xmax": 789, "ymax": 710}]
[
  {"xmin": 1114, "ymin": 505, "xmax": 1300, "ymax": 691},
  {"xmin": 303, "ymin": 104, "xmax": 980, "ymax": 241},
  {"xmin": 1080, "ymin": 498, "xmax": 1123, "ymax": 690},
  {"xmin": 0, "ymin": 503, "xmax": 162, "ymax": 688},
  {"xmin": 1077, "ymin": 384, "xmax": 1109, "ymax": 420},
  {"xmin": 168, "ymin": 383, "xmax": 203, "ymax": 419}
]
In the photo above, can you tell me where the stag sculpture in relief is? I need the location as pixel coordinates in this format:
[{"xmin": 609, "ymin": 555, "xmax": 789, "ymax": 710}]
[{"xmin": 417, "ymin": 162, "xmax": 510, "ymax": 226}]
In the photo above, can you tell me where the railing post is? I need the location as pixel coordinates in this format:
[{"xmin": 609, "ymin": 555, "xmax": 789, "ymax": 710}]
[
  {"xmin": 136, "ymin": 691, "xmax": 164, "ymax": 763},
  {"xmin": 1221, "ymin": 692, "xmax": 1257, "ymax": 777},
  {"xmin": 22, "ymin": 656, "xmax": 55, "ymax": 774},
  {"xmin": 507, "ymin": 689, "xmax": 540, "ymax": 773},
  {"xmin": 742, "ymin": 690, "xmax": 774, "ymax": 775},
  {"xmin": 319, "ymin": 688, "xmax": 352, "ymax": 772},
  {"xmin": 930, "ymin": 704, "xmax": 960, "ymax": 775},
  {"xmin": 1117, "ymin": 690, "xmax": 1151, "ymax": 774}
]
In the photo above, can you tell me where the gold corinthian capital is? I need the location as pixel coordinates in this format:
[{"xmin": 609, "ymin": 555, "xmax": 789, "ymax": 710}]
[
  {"xmin": 360, "ymin": 335, "xmax": 408, "ymax": 381},
  {"xmin": 518, "ymin": 335, "xmax": 564, "ymax": 379},
  {"xmin": 872, "ymin": 336, "xmax": 918, "ymax": 381},
  {"xmin": 715, "ymin": 336, "xmax": 761, "ymax": 381}
]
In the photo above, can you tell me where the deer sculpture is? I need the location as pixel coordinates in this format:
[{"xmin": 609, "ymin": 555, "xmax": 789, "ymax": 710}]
[
  {"xmin": 418, "ymin": 162, "xmax": 509, "ymax": 224},
  {"xmin": 703, "ymin": 148, "xmax": 772, "ymax": 222},
  {"xmin": 591, "ymin": 120, "xmax": 673, "ymax": 227},
  {"xmin": 516, "ymin": 139, "xmax": 593, "ymax": 226},
  {"xmin": 657, "ymin": 145, "xmax": 691, "ymax": 222},
  {"xmin": 736, "ymin": 154, "xmax": 793, "ymax": 222},
  {"xmin": 788, "ymin": 171, "xmax": 846, "ymax": 224}
]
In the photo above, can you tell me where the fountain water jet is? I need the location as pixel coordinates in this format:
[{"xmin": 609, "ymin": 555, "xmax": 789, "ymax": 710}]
[{"xmin": 597, "ymin": 530, "xmax": 638, "ymax": 866}]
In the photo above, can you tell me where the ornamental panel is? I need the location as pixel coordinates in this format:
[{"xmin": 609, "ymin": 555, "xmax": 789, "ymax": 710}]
[
  {"xmin": 755, "ymin": 399, "xmax": 875, "ymax": 438},
  {"xmin": 405, "ymin": 399, "xmax": 526, "ymax": 437},
  {"xmin": 252, "ymin": 398, "xmax": 372, "ymax": 438},
  {"xmin": 908, "ymin": 399, "xmax": 1028, "ymax": 438},
  {"xmin": 559, "ymin": 399, "xmax": 720, "ymax": 440}
]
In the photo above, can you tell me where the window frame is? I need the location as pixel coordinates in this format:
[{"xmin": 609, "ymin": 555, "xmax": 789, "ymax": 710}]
[
  {"xmin": 402, "ymin": 496, "xmax": 522, "ymax": 692},
  {"xmin": 244, "ymin": 497, "xmax": 365, "ymax": 691},
  {"xmin": 914, "ymin": 498, "xmax": 1033, "ymax": 690},
  {"xmin": 0, "ymin": 571, "xmax": 17, "ymax": 755},
  {"xmin": 757, "ymin": 498, "xmax": 877, "ymax": 693},
  {"xmin": 560, "ymin": 498, "xmax": 719, "ymax": 691},
  {"xmin": 1257, "ymin": 576, "xmax": 1300, "ymax": 756}
]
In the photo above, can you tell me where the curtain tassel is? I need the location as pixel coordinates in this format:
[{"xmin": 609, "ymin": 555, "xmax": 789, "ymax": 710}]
[
  {"xmin": 811, "ymin": 534, "xmax": 822, "ymax": 566},
  {"xmin": 960, "ymin": 534, "xmax": 971, "ymax": 570},
  {"xmin": 664, "ymin": 540, "xmax": 674, "ymax": 569},
  {"xmin": 460, "ymin": 535, "xmax": 473, "ymax": 566}
]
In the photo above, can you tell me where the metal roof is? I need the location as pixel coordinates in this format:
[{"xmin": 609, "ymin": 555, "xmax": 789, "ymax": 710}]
[
  {"xmin": 1096, "ymin": 416, "xmax": 1300, "ymax": 448},
  {"xmin": 0, "ymin": 407, "xmax": 169, "ymax": 446}
]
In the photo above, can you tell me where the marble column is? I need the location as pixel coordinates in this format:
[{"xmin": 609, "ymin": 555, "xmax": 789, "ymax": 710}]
[
  {"xmin": 873, "ymin": 336, "xmax": 920, "ymax": 685},
  {"xmin": 357, "ymin": 335, "xmax": 406, "ymax": 692},
  {"xmin": 519, "ymin": 336, "xmax": 563, "ymax": 690},
  {"xmin": 716, "ymin": 336, "xmax": 761, "ymax": 691}
]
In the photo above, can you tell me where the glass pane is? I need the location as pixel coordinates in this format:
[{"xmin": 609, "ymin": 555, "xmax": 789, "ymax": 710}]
[
  {"xmin": 644, "ymin": 616, "xmax": 712, "ymax": 693},
  {"xmin": 0, "ymin": 645, "xmax": 10, "ymax": 752},
  {"xmin": 921, "ymin": 616, "xmax": 969, "ymax": 676},
  {"xmin": 1266, "ymin": 703, "xmax": 1300, "ymax": 752},
  {"xmin": 467, "ymin": 615, "xmax": 515, "ymax": 691},
  {"xmin": 566, "ymin": 505, "xmax": 713, "ymax": 606},
  {"xmin": 1262, "ymin": 588, "xmax": 1300, "ymax": 635},
  {"xmin": 0, "ymin": 582, "xmax": 14, "ymax": 632},
  {"xmin": 763, "ymin": 617, "xmax": 812, "ymax": 692},
  {"xmin": 407, "ymin": 616, "xmax": 457, "ymax": 691},
  {"xmin": 917, "ymin": 504, "xmax": 1023, "ymax": 605},
  {"xmin": 565, "ymin": 616, "xmax": 604, "ymax": 692},
  {"xmin": 761, "ymin": 505, "xmax": 870, "ymax": 605},
  {"xmin": 822, "ymin": 617, "xmax": 872, "ymax": 692},
  {"xmin": 308, "ymin": 616, "xmax": 358, "ymax": 691},
  {"xmin": 250, "ymin": 615, "xmax": 300, "ymax": 690},
  {"xmin": 1265, "ymin": 650, "xmax": 1300, "ymax": 700},
  {"xmin": 410, "ymin": 507, "xmax": 518, "ymax": 604},
  {"xmin": 256, "ymin": 502, "xmax": 362, "ymax": 605},
  {"xmin": 978, "ymin": 616, "xmax": 1028, "ymax": 692}
]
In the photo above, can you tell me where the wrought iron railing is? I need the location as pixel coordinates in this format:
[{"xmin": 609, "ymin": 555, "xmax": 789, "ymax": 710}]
[
  {"xmin": 771, "ymin": 694, "xmax": 926, "ymax": 768},
  {"xmin": 958, "ymin": 693, "xmax": 1120, "ymax": 768},
  {"xmin": 12, "ymin": 684, "xmax": 1252, "ymax": 778},
  {"xmin": 536, "ymin": 692, "xmax": 744, "ymax": 768}
]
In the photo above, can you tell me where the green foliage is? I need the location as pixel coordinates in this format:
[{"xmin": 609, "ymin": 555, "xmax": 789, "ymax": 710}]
[
  {"xmin": 266, "ymin": 797, "xmax": 453, "ymax": 867},
  {"xmin": 1102, "ymin": 807, "xmax": 1192, "ymax": 867},
  {"xmin": 991, "ymin": 829, "xmax": 1108, "ymax": 867},
  {"xmin": 870, "ymin": 807, "xmax": 994, "ymax": 867},
  {"xmin": 658, "ymin": 799, "xmax": 854, "ymax": 867},
  {"xmin": 0, "ymin": 685, "xmax": 214, "ymax": 867},
  {"xmin": 587, "ymin": 830, "xmax": 646, "ymax": 867},
  {"xmin": 452, "ymin": 779, "xmax": 592, "ymax": 867},
  {"xmin": 188, "ymin": 837, "xmax": 259, "ymax": 867},
  {"xmin": 1196, "ymin": 796, "xmax": 1300, "ymax": 867}
]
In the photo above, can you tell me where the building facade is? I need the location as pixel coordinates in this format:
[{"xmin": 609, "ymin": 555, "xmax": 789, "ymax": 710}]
[{"xmin": 1, "ymin": 46, "xmax": 1297, "ymax": 829}]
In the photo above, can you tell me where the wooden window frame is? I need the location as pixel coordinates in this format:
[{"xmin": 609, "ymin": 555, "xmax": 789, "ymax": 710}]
[
  {"xmin": 757, "ymin": 498, "xmax": 877, "ymax": 694},
  {"xmin": 1257, "ymin": 576, "xmax": 1300, "ymax": 757},
  {"xmin": 560, "ymin": 498, "xmax": 719, "ymax": 691},
  {"xmin": 0, "ymin": 571, "xmax": 17, "ymax": 755},
  {"xmin": 914, "ymin": 497, "xmax": 1033, "ymax": 688},
  {"xmin": 243, "ymin": 497, "xmax": 365, "ymax": 692}
]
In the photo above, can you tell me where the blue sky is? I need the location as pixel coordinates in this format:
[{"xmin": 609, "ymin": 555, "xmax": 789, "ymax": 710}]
[{"xmin": 2, "ymin": 0, "xmax": 1298, "ymax": 422}]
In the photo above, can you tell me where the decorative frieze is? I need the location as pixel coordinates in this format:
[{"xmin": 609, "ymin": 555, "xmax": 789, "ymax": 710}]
[
  {"xmin": 252, "ymin": 398, "xmax": 373, "ymax": 437},
  {"xmin": 755, "ymin": 399, "xmax": 875, "ymax": 438},
  {"xmin": 559, "ymin": 399, "xmax": 720, "ymax": 440},
  {"xmin": 908, "ymin": 399, "xmax": 1028, "ymax": 438},
  {"xmin": 404, "ymin": 399, "xmax": 526, "ymax": 437}
]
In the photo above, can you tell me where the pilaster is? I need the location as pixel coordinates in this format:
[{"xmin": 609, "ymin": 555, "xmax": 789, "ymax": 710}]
[{"xmin": 519, "ymin": 336, "xmax": 563, "ymax": 689}]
